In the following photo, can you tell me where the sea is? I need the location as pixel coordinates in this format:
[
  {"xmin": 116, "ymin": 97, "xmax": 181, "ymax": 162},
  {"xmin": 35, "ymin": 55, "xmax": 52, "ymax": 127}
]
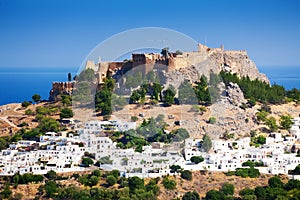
[
  {"xmin": 0, "ymin": 66, "xmax": 78, "ymax": 106},
  {"xmin": 0, "ymin": 66, "xmax": 299, "ymax": 106}
]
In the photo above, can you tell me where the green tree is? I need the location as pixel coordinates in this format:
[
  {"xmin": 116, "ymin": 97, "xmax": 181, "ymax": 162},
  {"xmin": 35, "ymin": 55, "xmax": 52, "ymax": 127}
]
[
  {"xmin": 242, "ymin": 160, "xmax": 255, "ymax": 168},
  {"xmin": 45, "ymin": 170, "xmax": 57, "ymax": 180},
  {"xmin": 207, "ymin": 72, "xmax": 221, "ymax": 103},
  {"xmin": 150, "ymin": 83, "xmax": 162, "ymax": 101},
  {"xmin": 21, "ymin": 129, "xmax": 40, "ymax": 141},
  {"xmin": 205, "ymin": 189, "xmax": 225, "ymax": 200},
  {"xmin": 81, "ymin": 157, "xmax": 94, "ymax": 166},
  {"xmin": 128, "ymin": 176, "xmax": 145, "ymax": 194},
  {"xmin": 170, "ymin": 165, "xmax": 182, "ymax": 173},
  {"xmin": 98, "ymin": 156, "xmax": 113, "ymax": 165},
  {"xmin": 146, "ymin": 70, "xmax": 156, "ymax": 83},
  {"xmin": 32, "ymin": 94, "xmax": 41, "ymax": 103},
  {"xmin": 190, "ymin": 156, "xmax": 204, "ymax": 164},
  {"xmin": 284, "ymin": 179, "xmax": 300, "ymax": 190},
  {"xmin": 61, "ymin": 94, "xmax": 72, "ymax": 106},
  {"xmin": 73, "ymin": 81, "xmax": 94, "ymax": 105},
  {"xmin": 163, "ymin": 87, "xmax": 176, "ymax": 106},
  {"xmin": 112, "ymin": 94, "xmax": 127, "ymax": 111},
  {"xmin": 77, "ymin": 68, "xmax": 95, "ymax": 82},
  {"xmin": 268, "ymin": 176, "xmax": 283, "ymax": 188},
  {"xmin": 202, "ymin": 134, "xmax": 212, "ymax": 153},
  {"xmin": 255, "ymin": 186, "xmax": 266, "ymax": 200},
  {"xmin": 182, "ymin": 191, "xmax": 200, "ymax": 200},
  {"xmin": 280, "ymin": 115, "xmax": 293, "ymax": 130},
  {"xmin": 146, "ymin": 179, "xmax": 159, "ymax": 195},
  {"xmin": 44, "ymin": 180, "xmax": 59, "ymax": 198},
  {"xmin": 256, "ymin": 111, "xmax": 269, "ymax": 123},
  {"xmin": 25, "ymin": 109, "xmax": 34, "ymax": 115},
  {"xmin": 131, "ymin": 116, "xmax": 138, "ymax": 122},
  {"xmin": 107, "ymin": 170, "xmax": 119, "ymax": 179},
  {"xmin": 178, "ymin": 79, "xmax": 198, "ymax": 105},
  {"xmin": 92, "ymin": 169, "xmax": 101, "ymax": 177},
  {"xmin": 173, "ymin": 128, "xmax": 190, "ymax": 142},
  {"xmin": 194, "ymin": 75, "xmax": 211, "ymax": 104},
  {"xmin": 60, "ymin": 107, "xmax": 74, "ymax": 119},
  {"xmin": 95, "ymin": 77, "xmax": 115, "ymax": 115},
  {"xmin": 266, "ymin": 117, "xmax": 278, "ymax": 132},
  {"xmin": 78, "ymin": 174, "xmax": 89, "ymax": 185},
  {"xmin": 0, "ymin": 184, "xmax": 12, "ymax": 199},
  {"xmin": 89, "ymin": 175, "xmax": 99, "ymax": 186},
  {"xmin": 208, "ymin": 117, "xmax": 216, "ymax": 124},
  {"xmin": 181, "ymin": 170, "xmax": 192, "ymax": 181},
  {"xmin": 234, "ymin": 167, "xmax": 260, "ymax": 178},
  {"xmin": 0, "ymin": 137, "xmax": 8, "ymax": 151},
  {"xmin": 220, "ymin": 71, "xmax": 285, "ymax": 104},
  {"xmin": 12, "ymin": 173, "xmax": 20, "ymax": 187},
  {"xmin": 68, "ymin": 72, "xmax": 72, "ymax": 82},
  {"xmin": 107, "ymin": 175, "xmax": 117, "ymax": 186},
  {"xmin": 248, "ymin": 97, "xmax": 256, "ymax": 107},
  {"xmin": 162, "ymin": 177, "xmax": 176, "ymax": 190},
  {"xmin": 21, "ymin": 101, "xmax": 31, "ymax": 108},
  {"xmin": 221, "ymin": 183, "xmax": 234, "ymax": 196},
  {"xmin": 37, "ymin": 116, "xmax": 60, "ymax": 132},
  {"xmin": 256, "ymin": 135, "xmax": 266, "ymax": 145},
  {"xmin": 130, "ymin": 90, "xmax": 141, "ymax": 104},
  {"xmin": 161, "ymin": 47, "xmax": 169, "ymax": 57}
]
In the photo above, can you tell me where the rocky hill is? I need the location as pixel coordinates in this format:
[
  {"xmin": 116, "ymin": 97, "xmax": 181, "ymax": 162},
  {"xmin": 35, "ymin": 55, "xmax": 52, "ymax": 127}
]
[{"xmin": 165, "ymin": 44, "xmax": 269, "ymax": 89}]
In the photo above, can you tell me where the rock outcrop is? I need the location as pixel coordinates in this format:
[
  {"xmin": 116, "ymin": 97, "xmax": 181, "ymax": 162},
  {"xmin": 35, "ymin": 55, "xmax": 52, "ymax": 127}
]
[
  {"xmin": 225, "ymin": 82, "xmax": 247, "ymax": 106},
  {"xmin": 165, "ymin": 44, "xmax": 269, "ymax": 90}
]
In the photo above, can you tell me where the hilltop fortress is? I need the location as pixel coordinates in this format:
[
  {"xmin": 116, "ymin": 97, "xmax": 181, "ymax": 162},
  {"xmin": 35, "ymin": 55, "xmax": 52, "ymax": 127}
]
[
  {"xmin": 86, "ymin": 43, "xmax": 269, "ymax": 83},
  {"xmin": 49, "ymin": 44, "xmax": 269, "ymax": 101}
]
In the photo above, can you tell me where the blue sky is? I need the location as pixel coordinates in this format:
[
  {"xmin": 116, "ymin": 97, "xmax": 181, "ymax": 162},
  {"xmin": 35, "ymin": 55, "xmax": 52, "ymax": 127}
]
[{"xmin": 0, "ymin": 0, "xmax": 299, "ymax": 68}]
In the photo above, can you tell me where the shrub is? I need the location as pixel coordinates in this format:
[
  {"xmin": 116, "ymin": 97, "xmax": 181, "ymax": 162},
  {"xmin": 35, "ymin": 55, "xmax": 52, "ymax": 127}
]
[
  {"xmin": 81, "ymin": 157, "xmax": 94, "ymax": 166},
  {"xmin": 182, "ymin": 191, "xmax": 200, "ymax": 200},
  {"xmin": 205, "ymin": 189, "xmax": 225, "ymax": 200},
  {"xmin": 21, "ymin": 101, "xmax": 31, "ymax": 108},
  {"xmin": 235, "ymin": 167, "xmax": 260, "ymax": 178},
  {"xmin": 181, "ymin": 170, "xmax": 193, "ymax": 181},
  {"xmin": 131, "ymin": 116, "xmax": 138, "ymax": 122},
  {"xmin": 92, "ymin": 169, "xmax": 101, "ymax": 177},
  {"xmin": 208, "ymin": 117, "xmax": 216, "ymax": 124},
  {"xmin": 268, "ymin": 176, "xmax": 283, "ymax": 188},
  {"xmin": 106, "ymin": 175, "xmax": 117, "ymax": 186},
  {"xmin": 89, "ymin": 175, "xmax": 99, "ymax": 186},
  {"xmin": 60, "ymin": 107, "xmax": 74, "ymax": 119},
  {"xmin": 25, "ymin": 109, "xmax": 34, "ymax": 115},
  {"xmin": 221, "ymin": 183, "xmax": 234, "ymax": 196},
  {"xmin": 190, "ymin": 156, "xmax": 204, "ymax": 164},
  {"xmin": 162, "ymin": 177, "xmax": 176, "ymax": 190},
  {"xmin": 170, "ymin": 165, "xmax": 182, "ymax": 173}
]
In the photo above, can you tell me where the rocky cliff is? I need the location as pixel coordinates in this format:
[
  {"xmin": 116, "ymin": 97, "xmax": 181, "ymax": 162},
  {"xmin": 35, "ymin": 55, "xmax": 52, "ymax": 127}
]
[{"xmin": 165, "ymin": 44, "xmax": 269, "ymax": 89}]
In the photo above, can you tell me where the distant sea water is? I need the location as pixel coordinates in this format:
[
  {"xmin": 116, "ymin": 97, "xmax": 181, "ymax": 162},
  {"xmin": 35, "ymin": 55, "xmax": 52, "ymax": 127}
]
[
  {"xmin": 0, "ymin": 67, "xmax": 78, "ymax": 106},
  {"xmin": 258, "ymin": 66, "xmax": 300, "ymax": 89},
  {"xmin": 0, "ymin": 66, "xmax": 299, "ymax": 106}
]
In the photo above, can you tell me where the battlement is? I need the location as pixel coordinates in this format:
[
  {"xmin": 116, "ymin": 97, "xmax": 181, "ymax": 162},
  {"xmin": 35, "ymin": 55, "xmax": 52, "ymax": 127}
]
[
  {"xmin": 224, "ymin": 50, "xmax": 247, "ymax": 55},
  {"xmin": 52, "ymin": 81, "xmax": 75, "ymax": 89}
]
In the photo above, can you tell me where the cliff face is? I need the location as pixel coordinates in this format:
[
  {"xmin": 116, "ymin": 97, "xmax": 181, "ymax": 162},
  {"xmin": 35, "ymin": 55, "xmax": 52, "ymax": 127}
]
[{"xmin": 217, "ymin": 50, "xmax": 269, "ymax": 84}]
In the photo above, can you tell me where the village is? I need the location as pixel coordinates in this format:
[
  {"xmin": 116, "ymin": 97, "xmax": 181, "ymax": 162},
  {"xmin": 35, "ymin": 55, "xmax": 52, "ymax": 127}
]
[{"xmin": 1, "ymin": 116, "xmax": 300, "ymax": 179}]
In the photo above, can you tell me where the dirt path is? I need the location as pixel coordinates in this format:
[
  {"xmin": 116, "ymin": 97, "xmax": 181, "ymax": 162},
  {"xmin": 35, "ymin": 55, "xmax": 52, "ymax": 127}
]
[{"xmin": 0, "ymin": 116, "xmax": 19, "ymax": 128}]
